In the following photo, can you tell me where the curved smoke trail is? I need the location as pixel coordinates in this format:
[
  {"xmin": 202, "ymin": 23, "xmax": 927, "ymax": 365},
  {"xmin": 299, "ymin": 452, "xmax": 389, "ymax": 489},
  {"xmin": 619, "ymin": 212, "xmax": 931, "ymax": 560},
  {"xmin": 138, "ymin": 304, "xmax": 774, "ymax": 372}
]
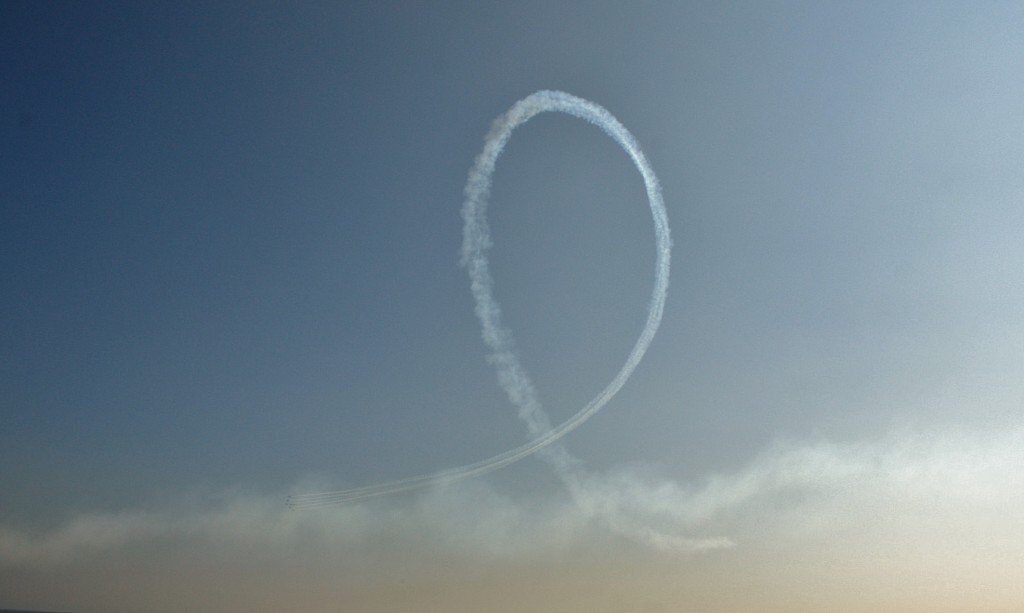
[{"xmin": 289, "ymin": 91, "xmax": 670, "ymax": 510}]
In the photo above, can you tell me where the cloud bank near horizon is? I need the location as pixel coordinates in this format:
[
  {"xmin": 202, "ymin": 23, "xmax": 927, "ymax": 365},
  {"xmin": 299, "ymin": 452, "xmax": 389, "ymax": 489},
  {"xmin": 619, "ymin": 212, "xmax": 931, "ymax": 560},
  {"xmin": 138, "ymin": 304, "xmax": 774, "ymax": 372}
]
[{"xmin": 4, "ymin": 420, "xmax": 1023, "ymax": 611}]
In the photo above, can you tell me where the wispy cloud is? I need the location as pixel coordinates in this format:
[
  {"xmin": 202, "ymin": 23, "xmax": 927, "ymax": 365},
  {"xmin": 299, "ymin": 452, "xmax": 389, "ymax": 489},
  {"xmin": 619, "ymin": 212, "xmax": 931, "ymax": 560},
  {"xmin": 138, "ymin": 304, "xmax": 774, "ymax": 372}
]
[{"xmin": 5, "ymin": 420, "xmax": 1022, "ymax": 567}]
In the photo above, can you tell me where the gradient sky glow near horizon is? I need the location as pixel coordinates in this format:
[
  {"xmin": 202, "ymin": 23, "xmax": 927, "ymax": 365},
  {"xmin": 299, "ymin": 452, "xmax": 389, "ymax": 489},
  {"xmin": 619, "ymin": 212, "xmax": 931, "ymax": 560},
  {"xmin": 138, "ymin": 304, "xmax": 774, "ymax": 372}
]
[{"xmin": 3, "ymin": 2, "xmax": 1024, "ymax": 612}]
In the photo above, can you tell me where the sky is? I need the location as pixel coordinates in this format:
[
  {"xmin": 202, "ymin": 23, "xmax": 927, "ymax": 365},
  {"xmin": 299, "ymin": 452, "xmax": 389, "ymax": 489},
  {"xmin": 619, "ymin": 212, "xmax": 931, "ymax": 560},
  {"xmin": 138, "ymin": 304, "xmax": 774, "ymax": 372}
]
[{"xmin": 2, "ymin": 1, "xmax": 1024, "ymax": 611}]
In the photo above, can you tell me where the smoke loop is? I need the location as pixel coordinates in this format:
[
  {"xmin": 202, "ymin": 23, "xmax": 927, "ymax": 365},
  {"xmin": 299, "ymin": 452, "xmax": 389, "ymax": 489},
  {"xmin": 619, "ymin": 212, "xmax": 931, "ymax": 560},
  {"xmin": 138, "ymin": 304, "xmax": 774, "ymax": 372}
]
[{"xmin": 289, "ymin": 91, "xmax": 670, "ymax": 509}]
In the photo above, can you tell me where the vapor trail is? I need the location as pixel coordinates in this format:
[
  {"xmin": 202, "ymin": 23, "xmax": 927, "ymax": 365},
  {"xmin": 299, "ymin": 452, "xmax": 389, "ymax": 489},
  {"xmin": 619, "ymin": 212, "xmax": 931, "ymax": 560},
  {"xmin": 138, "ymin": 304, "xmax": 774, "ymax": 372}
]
[{"xmin": 289, "ymin": 91, "xmax": 670, "ymax": 510}]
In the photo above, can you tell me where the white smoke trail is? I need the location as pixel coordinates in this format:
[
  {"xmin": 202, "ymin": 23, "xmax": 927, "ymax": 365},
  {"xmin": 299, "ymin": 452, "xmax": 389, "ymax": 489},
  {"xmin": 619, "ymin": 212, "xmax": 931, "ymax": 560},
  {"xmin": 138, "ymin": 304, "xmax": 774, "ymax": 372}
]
[{"xmin": 289, "ymin": 91, "xmax": 671, "ymax": 510}]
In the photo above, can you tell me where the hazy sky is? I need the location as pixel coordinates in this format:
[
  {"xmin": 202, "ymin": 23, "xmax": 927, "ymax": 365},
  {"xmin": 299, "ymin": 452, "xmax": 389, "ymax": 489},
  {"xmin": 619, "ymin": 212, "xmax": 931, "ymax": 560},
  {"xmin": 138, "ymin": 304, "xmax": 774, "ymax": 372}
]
[{"xmin": 3, "ymin": 2, "xmax": 1024, "ymax": 611}]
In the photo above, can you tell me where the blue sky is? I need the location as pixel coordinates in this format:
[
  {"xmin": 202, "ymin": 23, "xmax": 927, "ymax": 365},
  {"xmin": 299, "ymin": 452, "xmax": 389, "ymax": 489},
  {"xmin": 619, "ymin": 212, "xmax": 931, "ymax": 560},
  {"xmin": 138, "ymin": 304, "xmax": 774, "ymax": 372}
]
[{"xmin": 3, "ymin": 2, "xmax": 1024, "ymax": 611}]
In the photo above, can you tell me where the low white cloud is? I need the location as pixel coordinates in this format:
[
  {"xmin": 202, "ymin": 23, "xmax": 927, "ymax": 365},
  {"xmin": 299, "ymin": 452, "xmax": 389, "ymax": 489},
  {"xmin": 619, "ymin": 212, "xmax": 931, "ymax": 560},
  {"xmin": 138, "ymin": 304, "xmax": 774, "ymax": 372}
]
[{"xmin": 3, "ymin": 421, "xmax": 1023, "ymax": 612}]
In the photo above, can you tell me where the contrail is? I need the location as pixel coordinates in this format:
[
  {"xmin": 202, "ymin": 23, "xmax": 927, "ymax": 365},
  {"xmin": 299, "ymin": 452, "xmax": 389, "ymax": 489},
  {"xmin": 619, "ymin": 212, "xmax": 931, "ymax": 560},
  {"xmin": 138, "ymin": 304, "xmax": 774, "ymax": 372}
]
[{"xmin": 289, "ymin": 91, "xmax": 670, "ymax": 510}]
